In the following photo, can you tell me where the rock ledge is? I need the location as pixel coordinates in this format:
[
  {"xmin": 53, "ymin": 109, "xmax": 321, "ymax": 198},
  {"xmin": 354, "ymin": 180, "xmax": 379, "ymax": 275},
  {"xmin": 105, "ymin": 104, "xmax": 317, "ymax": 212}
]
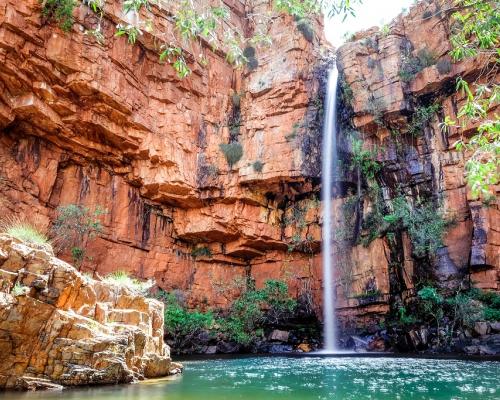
[{"xmin": 0, "ymin": 234, "xmax": 181, "ymax": 391}]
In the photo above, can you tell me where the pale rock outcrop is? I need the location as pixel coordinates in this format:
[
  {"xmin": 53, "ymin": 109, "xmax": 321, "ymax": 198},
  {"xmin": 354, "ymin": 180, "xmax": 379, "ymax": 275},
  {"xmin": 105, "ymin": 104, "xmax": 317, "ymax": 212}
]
[{"xmin": 0, "ymin": 235, "xmax": 181, "ymax": 391}]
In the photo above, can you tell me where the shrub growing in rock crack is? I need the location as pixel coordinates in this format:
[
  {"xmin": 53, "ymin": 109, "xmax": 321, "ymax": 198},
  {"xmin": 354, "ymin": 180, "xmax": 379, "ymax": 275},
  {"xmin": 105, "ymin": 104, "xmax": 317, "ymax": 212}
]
[
  {"xmin": 103, "ymin": 271, "xmax": 154, "ymax": 294},
  {"xmin": 220, "ymin": 142, "xmax": 243, "ymax": 167},
  {"xmin": 243, "ymin": 46, "xmax": 259, "ymax": 70},
  {"xmin": 436, "ymin": 58, "xmax": 452, "ymax": 75},
  {"xmin": 252, "ymin": 160, "xmax": 264, "ymax": 173},
  {"xmin": 1, "ymin": 219, "xmax": 49, "ymax": 245},
  {"xmin": 408, "ymin": 103, "xmax": 440, "ymax": 136},
  {"xmin": 41, "ymin": 0, "xmax": 76, "ymax": 32},
  {"xmin": 296, "ymin": 18, "xmax": 314, "ymax": 42},
  {"xmin": 417, "ymin": 48, "xmax": 437, "ymax": 68},
  {"xmin": 191, "ymin": 246, "xmax": 212, "ymax": 258},
  {"xmin": 51, "ymin": 204, "xmax": 106, "ymax": 268}
]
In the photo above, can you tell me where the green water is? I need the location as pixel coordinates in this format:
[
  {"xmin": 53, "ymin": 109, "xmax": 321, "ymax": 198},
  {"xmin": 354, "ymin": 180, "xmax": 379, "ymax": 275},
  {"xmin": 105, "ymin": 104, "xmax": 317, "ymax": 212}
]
[{"xmin": 3, "ymin": 356, "xmax": 499, "ymax": 400}]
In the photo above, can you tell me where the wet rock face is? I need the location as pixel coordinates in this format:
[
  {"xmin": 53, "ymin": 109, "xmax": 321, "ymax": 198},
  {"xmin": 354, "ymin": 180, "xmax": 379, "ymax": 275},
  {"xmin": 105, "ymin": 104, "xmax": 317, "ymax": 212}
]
[
  {"xmin": 0, "ymin": 235, "xmax": 181, "ymax": 390},
  {"xmin": 0, "ymin": 0, "xmax": 326, "ymax": 314},
  {"xmin": 334, "ymin": 0, "xmax": 499, "ymax": 331}
]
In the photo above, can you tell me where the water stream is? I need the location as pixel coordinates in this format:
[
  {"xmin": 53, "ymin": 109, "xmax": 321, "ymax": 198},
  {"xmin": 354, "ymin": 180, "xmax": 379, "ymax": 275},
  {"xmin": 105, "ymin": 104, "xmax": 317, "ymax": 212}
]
[{"xmin": 321, "ymin": 66, "xmax": 339, "ymax": 352}]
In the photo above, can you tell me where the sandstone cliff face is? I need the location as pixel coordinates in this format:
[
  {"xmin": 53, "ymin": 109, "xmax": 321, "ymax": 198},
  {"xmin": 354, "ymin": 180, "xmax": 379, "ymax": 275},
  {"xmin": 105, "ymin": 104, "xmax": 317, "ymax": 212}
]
[
  {"xmin": 0, "ymin": 0, "xmax": 326, "ymax": 313},
  {"xmin": 0, "ymin": 0, "xmax": 497, "ymax": 342},
  {"xmin": 334, "ymin": 0, "xmax": 499, "ymax": 331},
  {"xmin": 0, "ymin": 235, "xmax": 180, "ymax": 390}
]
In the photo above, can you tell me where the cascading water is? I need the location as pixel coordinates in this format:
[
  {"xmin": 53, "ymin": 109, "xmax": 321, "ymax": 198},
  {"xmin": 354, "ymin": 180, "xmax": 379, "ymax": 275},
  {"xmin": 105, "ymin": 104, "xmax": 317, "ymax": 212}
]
[{"xmin": 321, "ymin": 66, "xmax": 339, "ymax": 352}]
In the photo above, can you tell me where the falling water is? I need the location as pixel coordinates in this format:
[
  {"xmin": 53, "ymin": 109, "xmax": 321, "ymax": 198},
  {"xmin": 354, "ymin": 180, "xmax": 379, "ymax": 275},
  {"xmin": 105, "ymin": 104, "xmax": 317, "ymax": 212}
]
[{"xmin": 321, "ymin": 66, "xmax": 339, "ymax": 352}]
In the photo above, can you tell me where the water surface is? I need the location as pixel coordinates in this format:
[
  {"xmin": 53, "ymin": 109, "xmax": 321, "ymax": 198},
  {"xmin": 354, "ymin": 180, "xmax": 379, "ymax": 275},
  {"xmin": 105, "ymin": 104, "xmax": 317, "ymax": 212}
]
[{"xmin": 4, "ymin": 356, "xmax": 499, "ymax": 400}]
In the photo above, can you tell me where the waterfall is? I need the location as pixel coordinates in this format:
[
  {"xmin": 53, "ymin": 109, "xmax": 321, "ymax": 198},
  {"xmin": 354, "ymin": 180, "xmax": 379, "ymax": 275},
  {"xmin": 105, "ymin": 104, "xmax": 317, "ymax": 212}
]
[{"xmin": 321, "ymin": 66, "xmax": 339, "ymax": 352}]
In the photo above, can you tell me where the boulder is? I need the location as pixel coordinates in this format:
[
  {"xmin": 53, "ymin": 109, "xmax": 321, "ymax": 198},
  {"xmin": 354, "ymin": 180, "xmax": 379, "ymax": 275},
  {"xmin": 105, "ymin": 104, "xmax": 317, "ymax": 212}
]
[
  {"xmin": 217, "ymin": 341, "xmax": 240, "ymax": 354},
  {"xmin": 474, "ymin": 322, "xmax": 491, "ymax": 336},
  {"xmin": 205, "ymin": 346, "xmax": 218, "ymax": 354},
  {"xmin": 297, "ymin": 343, "xmax": 312, "ymax": 353},
  {"xmin": 268, "ymin": 344, "xmax": 293, "ymax": 353},
  {"xmin": 268, "ymin": 330, "xmax": 290, "ymax": 342},
  {"xmin": 464, "ymin": 345, "xmax": 497, "ymax": 356},
  {"xmin": 367, "ymin": 337, "xmax": 386, "ymax": 352}
]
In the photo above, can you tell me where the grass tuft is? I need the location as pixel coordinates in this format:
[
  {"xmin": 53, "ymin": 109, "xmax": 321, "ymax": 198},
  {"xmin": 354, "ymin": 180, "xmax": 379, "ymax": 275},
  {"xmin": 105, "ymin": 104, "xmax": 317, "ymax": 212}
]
[
  {"xmin": 1, "ymin": 218, "xmax": 49, "ymax": 245},
  {"xmin": 103, "ymin": 271, "xmax": 154, "ymax": 294}
]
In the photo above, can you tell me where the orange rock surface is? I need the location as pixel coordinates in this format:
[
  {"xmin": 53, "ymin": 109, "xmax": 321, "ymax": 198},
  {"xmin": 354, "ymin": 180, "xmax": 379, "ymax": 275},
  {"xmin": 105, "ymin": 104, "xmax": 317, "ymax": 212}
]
[
  {"xmin": 0, "ymin": 0, "xmax": 326, "ymax": 316},
  {"xmin": 0, "ymin": 234, "xmax": 181, "ymax": 390},
  {"xmin": 0, "ymin": 0, "xmax": 498, "ymax": 338}
]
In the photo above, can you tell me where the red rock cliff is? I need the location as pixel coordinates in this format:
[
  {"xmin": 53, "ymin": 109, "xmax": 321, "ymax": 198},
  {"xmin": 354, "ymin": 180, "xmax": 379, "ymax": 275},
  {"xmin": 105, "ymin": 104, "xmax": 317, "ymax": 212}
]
[
  {"xmin": 0, "ymin": 0, "xmax": 326, "ymax": 313},
  {"xmin": 334, "ymin": 0, "xmax": 499, "ymax": 331},
  {"xmin": 0, "ymin": 0, "xmax": 498, "ymax": 335}
]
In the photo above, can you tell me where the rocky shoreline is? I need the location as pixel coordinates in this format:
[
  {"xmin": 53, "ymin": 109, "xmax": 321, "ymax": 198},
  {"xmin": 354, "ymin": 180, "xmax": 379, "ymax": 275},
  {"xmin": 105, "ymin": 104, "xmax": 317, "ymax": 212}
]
[{"xmin": 0, "ymin": 235, "xmax": 182, "ymax": 391}]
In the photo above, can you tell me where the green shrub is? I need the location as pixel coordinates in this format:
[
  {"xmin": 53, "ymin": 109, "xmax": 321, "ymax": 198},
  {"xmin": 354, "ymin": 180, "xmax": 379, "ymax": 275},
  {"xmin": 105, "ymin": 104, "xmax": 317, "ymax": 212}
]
[
  {"xmin": 221, "ymin": 280, "xmax": 296, "ymax": 344},
  {"xmin": 417, "ymin": 48, "xmax": 437, "ymax": 68},
  {"xmin": 422, "ymin": 10, "xmax": 433, "ymax": 19},
  {"xmin": 191, "ymin": 246, "xmax": 212, "ymax": 258},
  {"xmin": 398, "ymin": 69, "xmax": 416, "ymax": 82},
  {"xmin": 285, "ymin": 129, "xmax": 298, "ymax": 142},
  {"xmin": 399, "ymin": 48, "xmax": 437, "ymax": 82},
  {"xmin": 11, "ymin": 282, "xmax": 29, "ymax": 296},
  {"xmin": 243, "ymin": 46, "xmax": 256, "ymax": 59},
  {"xmin": 363, "ymin": 37, "xmax": 378, "ymax": 52},
  {"xmin": 408, "ymin": 103, "xmax": 440, "ymax": 136},
  {"xmin": 398, "ymin": 306, "xmax": 418, "ymax": 326},
  {"xmin": 417, "ymin": 286, "xmax": 444, "ymax": 338},
  {"xmin": 470, "ymin": 289, "xmax": 500, "ymax": 321},
  {"xmin": 366, "ymin": 96, "xmax": 386, "ymax": 125},
  {"xmin": 339, "ymin": 76, "xmax": 354, "ymax": 106},
  {"xmin": 157, "ymin": 291, "xmax": 216, "ymax": 348},
  {"xmin": 246, "ymin": 56, "xmax": 259, "ymax": 71},
  {"xmin": 383, "ymin": 197, "xmax": 448, "ymax": 257},
  {"xmin": 348, "ymin": 133, "xmax": 381, "ymax": 182},
  {"xmin": 52, "ymin": 204, "xmax": 106, "ymax": 268},
  {"xmin": 2, "ymin": 220, "xmax": 49, "ymax": 245},
  {"xmin": 103, "ymin": 271, "xmax": 153, "ymax": 294},
  {"xmin": 220, "ymin": 143, "xmax": 243, "ymax": 167},
  {"xmin": 252, "ymin": 160, "xmax": 264, "ymax": 173},
  {"xmin": 296, "ymin": 18, "xmax": 314, "ymax": 42},
  {"xmin": 41, "ymin": 0, "xmax": 76, "ymax": 31},
  {"xmin": 380, "ymin": 24, "xmax": 390, "ymax": 37},
  {"xmin": 158, "ymin": 280, "xmax": 296, "ymax": 348},
  {"xmin": 484, "ymin": 308, "xmax": 500, "ymax": 321},
  {"xmin": 447, "ymin": 292, "xmax": 484, "ymax": 327},
  {"xmin": 360, "ymin": 186, "xmax": 387, "ymax": 246},
  {"xmin": 474, "ymin": 290, "xmax": 500, "ymax": 307},
  {"xmin": 243, "ymin": 46, "xmax": 258, "ymax": 71}
]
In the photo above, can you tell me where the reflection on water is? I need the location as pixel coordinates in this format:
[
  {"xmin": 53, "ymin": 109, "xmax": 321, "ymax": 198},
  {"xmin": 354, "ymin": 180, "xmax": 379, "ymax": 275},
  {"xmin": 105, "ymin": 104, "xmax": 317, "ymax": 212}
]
[{"xmin": 3, "ymin": 356, "xmax": 500, "ymax": 400}]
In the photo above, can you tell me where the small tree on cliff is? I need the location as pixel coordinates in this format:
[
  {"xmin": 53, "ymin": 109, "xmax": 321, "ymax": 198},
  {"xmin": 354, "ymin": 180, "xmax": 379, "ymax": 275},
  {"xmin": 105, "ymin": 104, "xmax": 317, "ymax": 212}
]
[
  {"xmin": 51, "ymin": 204, "xmax": 106, "ymax": 269},
  {"xmin": 443, "ymin": 0, "xmax": 499, "ymax": 200}
]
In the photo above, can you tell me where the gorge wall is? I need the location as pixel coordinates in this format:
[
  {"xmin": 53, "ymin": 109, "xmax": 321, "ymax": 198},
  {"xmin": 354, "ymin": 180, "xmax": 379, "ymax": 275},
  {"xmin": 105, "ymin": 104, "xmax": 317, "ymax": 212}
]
[
  {"xmin": 0, "ymin": 0, "xmax": 326, "ymax": 317},
  {"xmin": 0, "ymin": 0, "xmax": 498, "ymax": 340},
  {"xmin": 334, "ymin": 0, "xmax": 499, "ymax": 332}
]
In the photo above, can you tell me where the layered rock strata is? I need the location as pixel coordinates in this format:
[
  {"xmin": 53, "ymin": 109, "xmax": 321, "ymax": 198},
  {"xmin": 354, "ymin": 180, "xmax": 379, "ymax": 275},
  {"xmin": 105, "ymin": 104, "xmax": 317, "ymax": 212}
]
[
  {"xmin": 0, "ymin": 0, "xmax": 326, "ymax": 314},
  {"xmin": 0, "ymin": 234, "xmax": 181, "ymax": 390},
  {"xmin": 334, "ymin": 0, "xmax": 499, "ymax": 331},
  {"xmin": 0, "ymin": 0, "xmax": 498, "ymax": 345}
]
